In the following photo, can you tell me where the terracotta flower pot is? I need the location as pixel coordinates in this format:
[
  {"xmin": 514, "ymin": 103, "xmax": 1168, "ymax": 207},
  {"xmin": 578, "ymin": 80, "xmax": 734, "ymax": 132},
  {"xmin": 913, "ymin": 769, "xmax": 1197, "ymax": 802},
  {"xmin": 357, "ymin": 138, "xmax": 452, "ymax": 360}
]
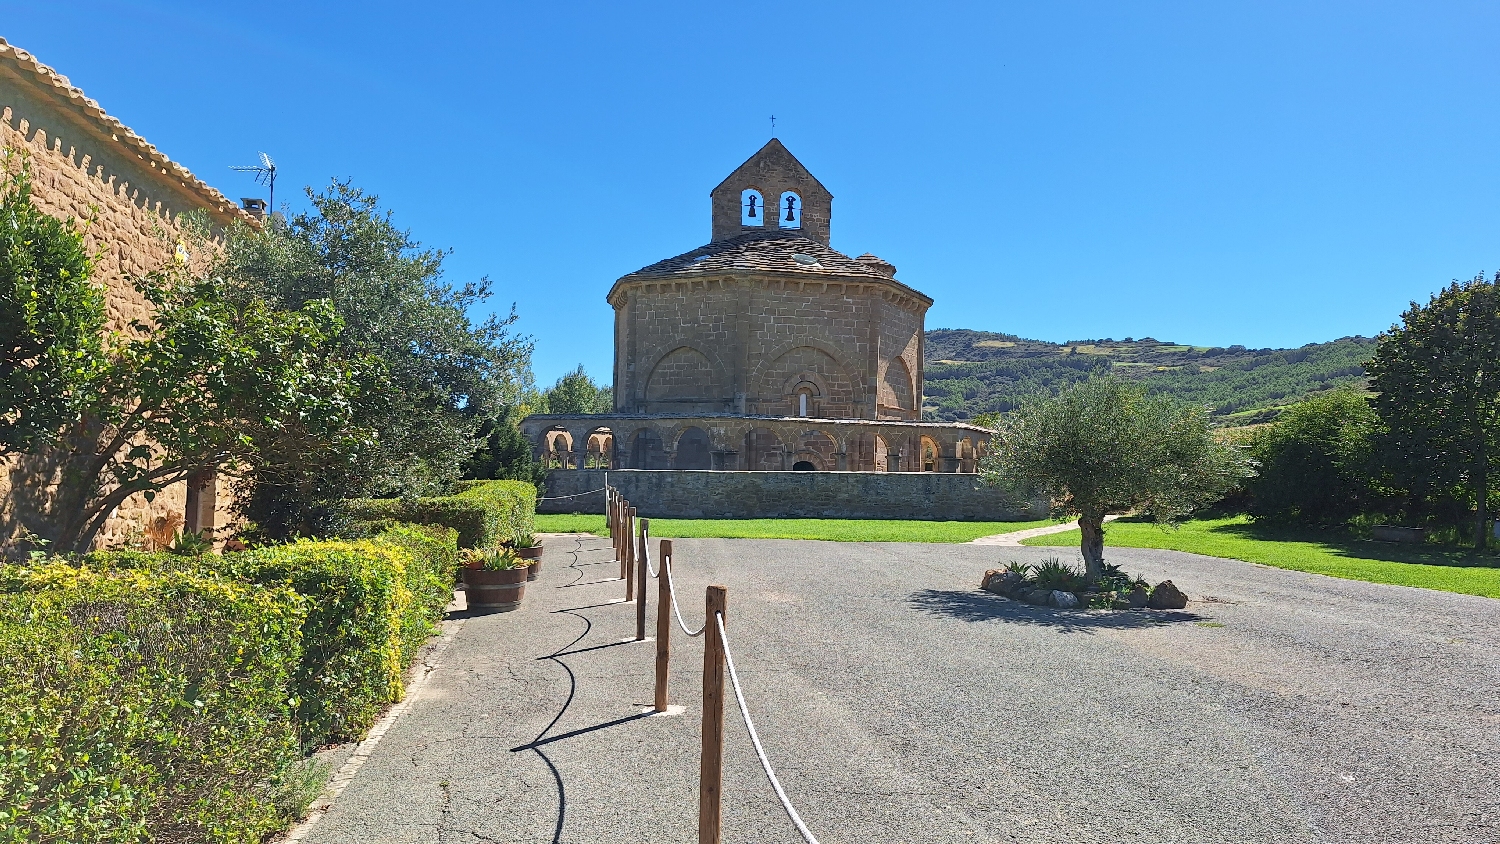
[{"xmin": 461, "ymin": 566, "xmax": 527, "ymax": 612}]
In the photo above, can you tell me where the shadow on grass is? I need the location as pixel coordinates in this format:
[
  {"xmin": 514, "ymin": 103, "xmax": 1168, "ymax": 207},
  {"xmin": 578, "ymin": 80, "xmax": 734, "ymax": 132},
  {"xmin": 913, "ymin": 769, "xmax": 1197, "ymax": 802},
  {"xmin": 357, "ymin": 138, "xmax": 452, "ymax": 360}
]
[
  {"xmin": 905, "ymin": 588, "xmax": 1202, "ymax": 634},
  {"xmin": 1197, "ymin": 519, "xmax": 1500, "ymax": 570}
]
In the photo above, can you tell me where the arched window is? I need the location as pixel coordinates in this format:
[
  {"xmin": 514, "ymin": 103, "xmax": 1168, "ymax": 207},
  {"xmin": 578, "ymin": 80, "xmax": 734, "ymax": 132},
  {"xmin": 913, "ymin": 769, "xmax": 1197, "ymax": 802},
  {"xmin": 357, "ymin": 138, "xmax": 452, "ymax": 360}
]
[
  {"xmin": 779, "ymin": 191, "xmax": 801, "ymax": 229},
  {"xmin": 741, "ymin": 189, "xmax": 764, "ymax": 226}
]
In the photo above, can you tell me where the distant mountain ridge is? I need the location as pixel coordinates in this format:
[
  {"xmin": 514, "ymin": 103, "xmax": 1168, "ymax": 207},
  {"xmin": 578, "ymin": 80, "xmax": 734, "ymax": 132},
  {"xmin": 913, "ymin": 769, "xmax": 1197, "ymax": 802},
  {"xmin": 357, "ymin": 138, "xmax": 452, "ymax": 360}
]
[{"xmin": 922, "ymin": 329, "xmax": 1375, "ymax": 425}]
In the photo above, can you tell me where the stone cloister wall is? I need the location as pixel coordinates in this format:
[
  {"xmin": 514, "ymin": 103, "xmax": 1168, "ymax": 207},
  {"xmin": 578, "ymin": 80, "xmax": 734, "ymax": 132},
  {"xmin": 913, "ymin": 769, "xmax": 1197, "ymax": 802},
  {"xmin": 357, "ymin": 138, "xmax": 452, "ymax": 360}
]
[
  {"xmin": 0, "ymin": 40, "xmax": 248, "ymax": 550},
  {"xmin": 520, "ymin": 414, "xmax": 991, "ymax": 474},
  {"xmin": 538, "ymin": 469, "xmax": 1037, "ymax": 522}
]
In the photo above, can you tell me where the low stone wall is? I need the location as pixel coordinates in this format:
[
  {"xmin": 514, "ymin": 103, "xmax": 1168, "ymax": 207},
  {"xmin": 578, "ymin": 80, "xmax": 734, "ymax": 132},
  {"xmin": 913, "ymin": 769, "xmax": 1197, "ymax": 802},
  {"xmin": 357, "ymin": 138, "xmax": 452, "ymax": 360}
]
[{"xmin": 539, "ymin": 469, "xmax": 1041, "ymax": 522}]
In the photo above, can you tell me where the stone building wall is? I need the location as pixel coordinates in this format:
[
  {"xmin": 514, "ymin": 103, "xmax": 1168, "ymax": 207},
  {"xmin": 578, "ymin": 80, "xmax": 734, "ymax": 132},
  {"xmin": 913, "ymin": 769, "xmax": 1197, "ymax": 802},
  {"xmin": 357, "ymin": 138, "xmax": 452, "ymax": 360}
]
[
  {"xmin": 0, "ymin": 39, "xmax": 248, "ymax": 550},
  {"xmin": 521, "ymin": 414, "xmax": 990, "ymax": 474},
  {"xmin": 613, "ymin": 276, "xmax": 927, "ymax": 421},
  {"xmin": 538, "ymin": 469, "xmax": 1039, "ymax": 522}
]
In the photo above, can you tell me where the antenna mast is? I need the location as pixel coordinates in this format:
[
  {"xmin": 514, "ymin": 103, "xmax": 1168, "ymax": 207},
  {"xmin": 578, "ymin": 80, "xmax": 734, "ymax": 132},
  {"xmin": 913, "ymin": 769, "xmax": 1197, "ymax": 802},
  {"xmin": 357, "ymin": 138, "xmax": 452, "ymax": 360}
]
[{"xmin": 230, "ymin": 152, "xmax": 277, "ymax": 213}]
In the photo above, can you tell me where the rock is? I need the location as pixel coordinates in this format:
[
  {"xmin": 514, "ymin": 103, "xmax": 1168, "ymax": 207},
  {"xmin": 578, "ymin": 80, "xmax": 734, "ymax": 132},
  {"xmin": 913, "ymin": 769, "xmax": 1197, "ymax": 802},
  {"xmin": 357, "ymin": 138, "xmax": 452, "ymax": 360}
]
[
  {"xmin": 981, "ymin": 570, "xmax": 1025, "ymax": 596},
  {"xmin": 1049, "ymin": 590, "xmax": 1079, "ymax": 609},
  {"xmin": 1127, "ymin": 586, "xmax": 1149, "ymax": 609},
  {"xmin": 1025, "ymin": 589, "xmax": 1053, "ymax": 605},
  {"xmin": 1147, "ymin": 580, "xmax": 1189, "ymax": 610}
]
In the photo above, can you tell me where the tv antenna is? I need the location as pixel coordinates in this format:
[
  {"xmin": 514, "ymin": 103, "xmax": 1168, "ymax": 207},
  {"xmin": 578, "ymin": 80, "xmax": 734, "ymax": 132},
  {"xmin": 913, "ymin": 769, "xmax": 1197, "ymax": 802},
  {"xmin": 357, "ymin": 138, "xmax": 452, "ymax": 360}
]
[{"xmin": 230, "ymin": 152, "xmax": 277, "ymax": 211}]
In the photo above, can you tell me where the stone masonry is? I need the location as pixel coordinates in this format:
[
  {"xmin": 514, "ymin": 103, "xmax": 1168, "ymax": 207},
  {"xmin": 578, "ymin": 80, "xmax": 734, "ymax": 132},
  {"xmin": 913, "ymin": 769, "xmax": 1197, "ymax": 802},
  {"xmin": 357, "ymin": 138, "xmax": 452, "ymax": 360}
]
[
  {"xmin": 539, "ymin": 469, "xmax": 1039, "ymax": 521},
  {"xmin": 525, "ymin": 139, "xmax": 992, "ymax": 484},
  {"xmin": 0, "ymin": 38, "xmax": 249, "ymax": 550}
]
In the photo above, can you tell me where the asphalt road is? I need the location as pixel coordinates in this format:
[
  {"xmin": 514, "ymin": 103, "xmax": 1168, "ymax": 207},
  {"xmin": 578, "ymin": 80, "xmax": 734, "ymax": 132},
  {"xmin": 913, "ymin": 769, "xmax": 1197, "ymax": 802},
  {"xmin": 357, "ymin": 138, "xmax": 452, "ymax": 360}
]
[{"xmin": 302, "ymin": 535, "xmax": 1499, "ymax": 844}]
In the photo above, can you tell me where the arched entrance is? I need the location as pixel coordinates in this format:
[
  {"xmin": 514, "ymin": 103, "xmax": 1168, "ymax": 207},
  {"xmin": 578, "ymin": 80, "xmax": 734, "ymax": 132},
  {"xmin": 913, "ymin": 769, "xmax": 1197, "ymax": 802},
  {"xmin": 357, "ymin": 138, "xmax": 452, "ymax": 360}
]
[
  {"xmin": 792, "ymin": 460, "xmax": 816, "ymax": 471},
  {"xmin": 674, "ymin": 427, "xmax": 713, "ymax": 470},
  {"xmin": 744, "ymin": 427, "xmax": 783, "ymax": 471},
  {"xmin": 629, "ymin": 428, "xmax": 668, "ymax": 469}
]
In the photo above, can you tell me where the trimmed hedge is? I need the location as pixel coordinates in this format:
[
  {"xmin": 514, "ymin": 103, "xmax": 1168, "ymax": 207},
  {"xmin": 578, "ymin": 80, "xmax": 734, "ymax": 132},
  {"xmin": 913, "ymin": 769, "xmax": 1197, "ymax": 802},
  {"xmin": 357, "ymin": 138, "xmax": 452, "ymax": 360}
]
[
  {"xmin": 341, "ymin": 480, "xmax": 536, "ymax": 549},
  {"xmin": 217, "ymin": 525, "xmax": 459, "ymax": 746},
  {"xmin": 0, "ymin": 563, "xmax": 307, "ymax": 843},
  {"xmin": 2, "ymin": 524, "xmax": 461, "ymax": 842}
]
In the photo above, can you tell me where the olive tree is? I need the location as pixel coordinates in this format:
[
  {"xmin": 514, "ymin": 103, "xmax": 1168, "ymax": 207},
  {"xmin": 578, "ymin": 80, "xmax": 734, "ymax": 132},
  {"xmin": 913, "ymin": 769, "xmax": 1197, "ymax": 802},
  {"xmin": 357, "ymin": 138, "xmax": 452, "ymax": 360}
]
[{"xmin": 980, "ymin": 377, "xmax": 1252, "ymax": 578}]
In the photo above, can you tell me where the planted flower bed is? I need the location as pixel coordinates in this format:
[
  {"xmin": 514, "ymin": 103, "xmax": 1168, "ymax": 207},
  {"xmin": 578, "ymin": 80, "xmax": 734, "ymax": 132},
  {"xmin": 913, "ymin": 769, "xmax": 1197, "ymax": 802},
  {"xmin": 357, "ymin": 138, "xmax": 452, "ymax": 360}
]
[{"xmin": 980, "ymin": 558, "xmax": 1189, "ymax": 610}]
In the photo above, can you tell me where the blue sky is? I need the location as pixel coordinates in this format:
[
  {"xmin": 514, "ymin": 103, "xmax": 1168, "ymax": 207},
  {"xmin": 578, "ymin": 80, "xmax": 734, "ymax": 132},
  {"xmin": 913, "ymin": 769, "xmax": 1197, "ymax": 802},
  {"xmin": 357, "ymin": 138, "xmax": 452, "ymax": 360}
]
[{"xmin": 6, "ymin": 2, "xmax": 1499, "ymax": 386}]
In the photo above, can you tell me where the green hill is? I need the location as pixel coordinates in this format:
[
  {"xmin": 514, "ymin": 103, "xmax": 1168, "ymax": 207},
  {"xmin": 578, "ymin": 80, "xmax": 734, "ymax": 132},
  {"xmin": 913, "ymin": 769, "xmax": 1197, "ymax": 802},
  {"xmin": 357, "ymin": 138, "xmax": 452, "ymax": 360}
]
[{"xmin": 923, "ymin": 329, "xmax": 1375, "ymax": 425}]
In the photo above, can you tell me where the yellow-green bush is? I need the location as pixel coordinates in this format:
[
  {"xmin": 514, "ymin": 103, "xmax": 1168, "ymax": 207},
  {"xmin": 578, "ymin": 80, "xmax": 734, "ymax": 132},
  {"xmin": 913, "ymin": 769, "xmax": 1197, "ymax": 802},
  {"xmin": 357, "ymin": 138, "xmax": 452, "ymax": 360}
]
[
  {"xmin": 341, "ymin": 480, "xmax": 536, "ymax": 548},
  {"xmin": 0, "ymin": 564, "xmax": 306, "ymax": 843},
  {"xmin": 218, "ymin": 526, "xmax": 459, "ymax": 746}
]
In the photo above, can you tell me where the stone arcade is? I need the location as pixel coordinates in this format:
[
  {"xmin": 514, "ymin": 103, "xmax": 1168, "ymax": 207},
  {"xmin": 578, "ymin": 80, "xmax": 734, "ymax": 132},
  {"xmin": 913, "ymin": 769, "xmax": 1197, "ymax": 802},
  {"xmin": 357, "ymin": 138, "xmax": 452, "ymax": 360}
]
[{"xmin": 524, "ymin": 141, "xmax": 1020, "ymax": 519}]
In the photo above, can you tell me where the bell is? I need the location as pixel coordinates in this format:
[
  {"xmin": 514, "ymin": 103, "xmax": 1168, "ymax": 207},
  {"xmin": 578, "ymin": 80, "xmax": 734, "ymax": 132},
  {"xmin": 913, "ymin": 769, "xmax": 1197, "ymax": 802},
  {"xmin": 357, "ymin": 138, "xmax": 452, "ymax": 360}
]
[
  {"xmin": 784, "ymin": 196, "xmax": 797, "ymax": 221},
  {"xmin": 746, "ymin": 195, "xmax": 758, "ymax": 218}
]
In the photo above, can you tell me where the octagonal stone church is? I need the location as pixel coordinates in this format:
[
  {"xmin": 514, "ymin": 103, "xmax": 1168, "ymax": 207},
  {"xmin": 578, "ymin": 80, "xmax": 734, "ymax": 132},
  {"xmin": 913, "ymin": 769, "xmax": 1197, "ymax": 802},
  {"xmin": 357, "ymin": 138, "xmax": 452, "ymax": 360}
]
[{"xmin": 523, "ymin": 139, "xmax": 991, "ymax": 475}]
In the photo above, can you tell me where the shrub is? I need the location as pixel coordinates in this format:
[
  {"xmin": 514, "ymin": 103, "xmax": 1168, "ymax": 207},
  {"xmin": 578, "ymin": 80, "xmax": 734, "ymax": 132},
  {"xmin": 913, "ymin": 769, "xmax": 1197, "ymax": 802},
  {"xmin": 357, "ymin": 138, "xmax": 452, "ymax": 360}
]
[
  {"xmin": 218, "ymin": 528, "xmax": 459, "ymax": 746},
  {"xmin": 0, "ymin": 562, "xmax": 308, "ymax": 843},
  {"xmin": 1243, "ymin": 389, "xmax": 1380, "ymax": 525},
  {"xmin": 1031, "ymin": 558, "xmax": 1086, "ymax": 592},
  {"xmin": 342, "ymin": 479, "xmax": 536, "ymax": 549}
]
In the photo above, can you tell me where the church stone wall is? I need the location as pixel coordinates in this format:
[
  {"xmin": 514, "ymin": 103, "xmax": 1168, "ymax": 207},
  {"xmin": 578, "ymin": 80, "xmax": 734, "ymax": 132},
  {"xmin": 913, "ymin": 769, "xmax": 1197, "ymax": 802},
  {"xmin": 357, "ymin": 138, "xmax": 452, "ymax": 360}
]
[
  {"xmin": 616, "ymin": 276, "xmax": 926, "ymax": 421},
  {"xmin": 538, "ymin": 469, "xmax": 1041, "ymax": 522}
]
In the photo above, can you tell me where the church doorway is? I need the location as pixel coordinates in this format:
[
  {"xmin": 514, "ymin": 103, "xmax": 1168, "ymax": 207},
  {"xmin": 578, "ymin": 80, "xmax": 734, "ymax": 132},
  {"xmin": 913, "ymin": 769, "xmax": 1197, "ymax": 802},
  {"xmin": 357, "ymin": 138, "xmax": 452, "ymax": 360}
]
[
  {"xmin": 792, "ymin": 460, "xmax": 816, "ymax": 471},
  {"xmin": 674, "ymin": 427, "xmax": 712, "ymax": 470},
  {"xmin": 629, "ymin": 428, "xmax": 668, "ymax": 469}
]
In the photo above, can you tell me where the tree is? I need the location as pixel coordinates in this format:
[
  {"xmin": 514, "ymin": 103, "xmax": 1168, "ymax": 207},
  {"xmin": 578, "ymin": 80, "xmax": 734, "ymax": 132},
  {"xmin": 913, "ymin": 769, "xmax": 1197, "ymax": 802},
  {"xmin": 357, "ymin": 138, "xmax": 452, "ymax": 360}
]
[
  {"xmin": 41, "ymin": 268, "xmax": 362, "ymax": 552},
  {"xmin": 542, "ymin": 365, "xmax": 611, "ymax": 414},
  {"xmin": 462, "ymin": 411, "xmax": 547, "ymax": 491},
  {"xmin": 980, "ymin": 377, "xmax": 1253, "ymax": 578},
  {"xmin": 216, "ymin": 181, "xmax": 533, "ymax": 536},
  {"xmin": 0, "ymin": 152, "xmax": 103, "ymax": 454},
  {"xmin": 1368, "ymin": 274, "xmax": 1500, "ymax": 550},
  {"xmin": 1243, "ymin": 389, "xmax": 1380, "ymax": 525}
]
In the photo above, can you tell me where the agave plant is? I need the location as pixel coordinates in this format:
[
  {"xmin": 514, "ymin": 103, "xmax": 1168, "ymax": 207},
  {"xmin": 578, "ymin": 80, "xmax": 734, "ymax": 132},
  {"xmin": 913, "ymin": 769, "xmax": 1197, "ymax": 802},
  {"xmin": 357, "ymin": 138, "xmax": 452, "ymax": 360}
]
[{"xmin": 1031, "ymin": 558, "xmax": 1086, "ymax": 592}]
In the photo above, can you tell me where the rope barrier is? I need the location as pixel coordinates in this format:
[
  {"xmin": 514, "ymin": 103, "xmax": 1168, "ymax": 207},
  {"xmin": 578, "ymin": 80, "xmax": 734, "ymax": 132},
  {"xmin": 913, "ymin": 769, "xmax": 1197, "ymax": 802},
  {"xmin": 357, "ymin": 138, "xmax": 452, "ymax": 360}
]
[
  {"xmin": 664, "ymin": 559, "xmax": 705, "ymax": 638},
  {"xmin": 716, "ymin": 612, "xmax": 821, "ymax": 844},
  {"xmin": 538, "ymin": 487, "xmax": 608, "ymax": 500},
  {"xmin": 642, "ymin": 524, "xmax": 659, "ymax": 578}
]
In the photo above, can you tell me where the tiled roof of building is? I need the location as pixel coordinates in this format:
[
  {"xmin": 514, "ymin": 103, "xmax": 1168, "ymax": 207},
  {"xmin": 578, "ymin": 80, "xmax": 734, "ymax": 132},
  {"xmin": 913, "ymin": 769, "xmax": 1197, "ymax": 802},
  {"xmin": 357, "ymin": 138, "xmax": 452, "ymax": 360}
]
[
  {"xmin": 0, "ymin": 38, "xmax": 250, "ymax": 226},
  {"xmin": 616, "ymin": 230, "xmax": 932, "ymax": 304}
]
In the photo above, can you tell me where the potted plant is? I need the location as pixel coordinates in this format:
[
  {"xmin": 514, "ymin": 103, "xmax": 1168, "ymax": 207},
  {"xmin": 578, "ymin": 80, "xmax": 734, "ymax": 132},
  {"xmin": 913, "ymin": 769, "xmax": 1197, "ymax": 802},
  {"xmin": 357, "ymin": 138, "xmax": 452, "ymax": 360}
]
[
  {"xmin": 514, "ymin": 533, "xmax": 543, "ymax": 580},
  {"xmin": 460, "ymin": 548, "xmax": 529, "ymax": 612}
]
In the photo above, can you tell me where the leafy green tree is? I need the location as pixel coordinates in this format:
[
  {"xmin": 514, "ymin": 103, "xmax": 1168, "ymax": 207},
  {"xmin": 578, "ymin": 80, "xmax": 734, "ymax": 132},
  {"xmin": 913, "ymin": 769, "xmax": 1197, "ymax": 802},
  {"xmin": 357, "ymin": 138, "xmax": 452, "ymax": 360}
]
[
  {"xmin": 216, "ymin": 181, "xmax": 532, "ymax": 536},
  {"xmin": 1243, "ymin": 389, "xmax": 1380, "ymax": 525},
  {"xmin": 980, "ymin": 377, "xmax": 1253, "ymax": 578},
  {"xmin": 462, "ymin": 411, "xmax": 547, "ymax": 490},
  {"xmin": 0, "ymin": 152, "xmax": 103, "ymax": 454},
  {"xmin": 1368, "ymin": 274, "xmax": 1500, "ymax": 549},
  {"xmin": 542, "ymin": 364, "xmax": 611, "ymax": 414},
  {"xmin": 49, "ymin": 270, "xmax": 361, "ymax": 552}
]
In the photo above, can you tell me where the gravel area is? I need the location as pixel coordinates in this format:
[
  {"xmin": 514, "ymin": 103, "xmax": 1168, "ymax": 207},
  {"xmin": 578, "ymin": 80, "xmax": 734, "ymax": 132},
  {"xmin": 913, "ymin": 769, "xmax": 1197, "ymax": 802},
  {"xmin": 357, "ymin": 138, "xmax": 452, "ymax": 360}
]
[{"xmin": 303, "ymin": 536, "xmax": 1500, "ymax": 843}]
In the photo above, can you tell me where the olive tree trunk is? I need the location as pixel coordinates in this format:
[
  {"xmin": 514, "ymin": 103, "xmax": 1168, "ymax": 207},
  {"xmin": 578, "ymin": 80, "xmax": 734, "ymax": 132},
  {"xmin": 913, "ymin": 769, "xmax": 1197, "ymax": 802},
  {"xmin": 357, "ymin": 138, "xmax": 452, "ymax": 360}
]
[{"xmin": 1078, "ymin": 510, "xmax": 1107, "ymax": 580}]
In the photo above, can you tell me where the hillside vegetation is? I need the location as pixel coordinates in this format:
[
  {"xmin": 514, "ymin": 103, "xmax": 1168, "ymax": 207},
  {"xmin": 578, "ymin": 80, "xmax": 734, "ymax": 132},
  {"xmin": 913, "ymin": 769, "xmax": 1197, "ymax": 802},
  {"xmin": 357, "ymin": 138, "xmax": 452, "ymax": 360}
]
[{"xmin": 924, "ymin": 329, "xmax": 1375, "ymax": 424}]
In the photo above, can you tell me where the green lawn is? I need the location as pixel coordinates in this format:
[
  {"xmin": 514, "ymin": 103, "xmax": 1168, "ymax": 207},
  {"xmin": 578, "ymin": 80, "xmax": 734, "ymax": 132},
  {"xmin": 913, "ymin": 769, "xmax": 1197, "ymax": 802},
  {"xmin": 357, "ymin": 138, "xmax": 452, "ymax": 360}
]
[
  {"xmin": 1023, "ymin": 515, "xmax": 1500, "ymax": 598},
  {"xmin": 534, "ymin": 515, "xmax": 1063, "ymax": 543}
]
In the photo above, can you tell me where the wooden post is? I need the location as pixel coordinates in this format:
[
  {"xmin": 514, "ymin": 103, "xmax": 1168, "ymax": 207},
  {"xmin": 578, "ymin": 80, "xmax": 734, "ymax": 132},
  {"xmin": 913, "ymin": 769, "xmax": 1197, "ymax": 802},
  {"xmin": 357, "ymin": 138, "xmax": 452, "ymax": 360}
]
[
  {"xmin": 699, "ymin": 585, "xmax": 727, "ymax": 844},
  {"xmin": 636, "ymin": 518, "xmax": 649, "ymax": 640},
  {"xmin": 624, "ymin": 506, "xmax": 637, "ymax": 595},
  {"xmin": 655, "ymin": 540, "xmax": 672, "ymax": 712}
]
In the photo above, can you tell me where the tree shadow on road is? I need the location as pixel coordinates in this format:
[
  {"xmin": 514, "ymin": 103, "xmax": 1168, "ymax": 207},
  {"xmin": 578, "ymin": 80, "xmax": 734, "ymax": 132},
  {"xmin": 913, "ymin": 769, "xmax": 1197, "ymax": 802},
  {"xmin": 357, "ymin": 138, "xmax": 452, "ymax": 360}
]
[{"xmin": 905, "ymin": 588, "xmax": 1203, "ymax": 634}]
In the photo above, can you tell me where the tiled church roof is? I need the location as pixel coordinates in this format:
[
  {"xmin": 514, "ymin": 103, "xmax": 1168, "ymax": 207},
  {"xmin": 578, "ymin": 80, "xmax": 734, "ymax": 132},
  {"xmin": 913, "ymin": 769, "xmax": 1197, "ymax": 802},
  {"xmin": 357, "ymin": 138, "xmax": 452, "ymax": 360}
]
[
  {"xmin": 0, "ymin": 37, "xmax": 250, "ymax": 226},
  {"xmin": 617, "ymin": 230, "xmax": 932, "ymax": 304}
]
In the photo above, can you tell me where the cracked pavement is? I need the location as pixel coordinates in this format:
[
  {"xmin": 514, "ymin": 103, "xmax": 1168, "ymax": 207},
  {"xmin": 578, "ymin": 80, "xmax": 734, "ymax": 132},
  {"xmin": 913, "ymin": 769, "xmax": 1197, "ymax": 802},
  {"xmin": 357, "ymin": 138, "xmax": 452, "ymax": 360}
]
[{"xmin": 302, "ymin": 535, "xmax": 1499, "ymax": 843}]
